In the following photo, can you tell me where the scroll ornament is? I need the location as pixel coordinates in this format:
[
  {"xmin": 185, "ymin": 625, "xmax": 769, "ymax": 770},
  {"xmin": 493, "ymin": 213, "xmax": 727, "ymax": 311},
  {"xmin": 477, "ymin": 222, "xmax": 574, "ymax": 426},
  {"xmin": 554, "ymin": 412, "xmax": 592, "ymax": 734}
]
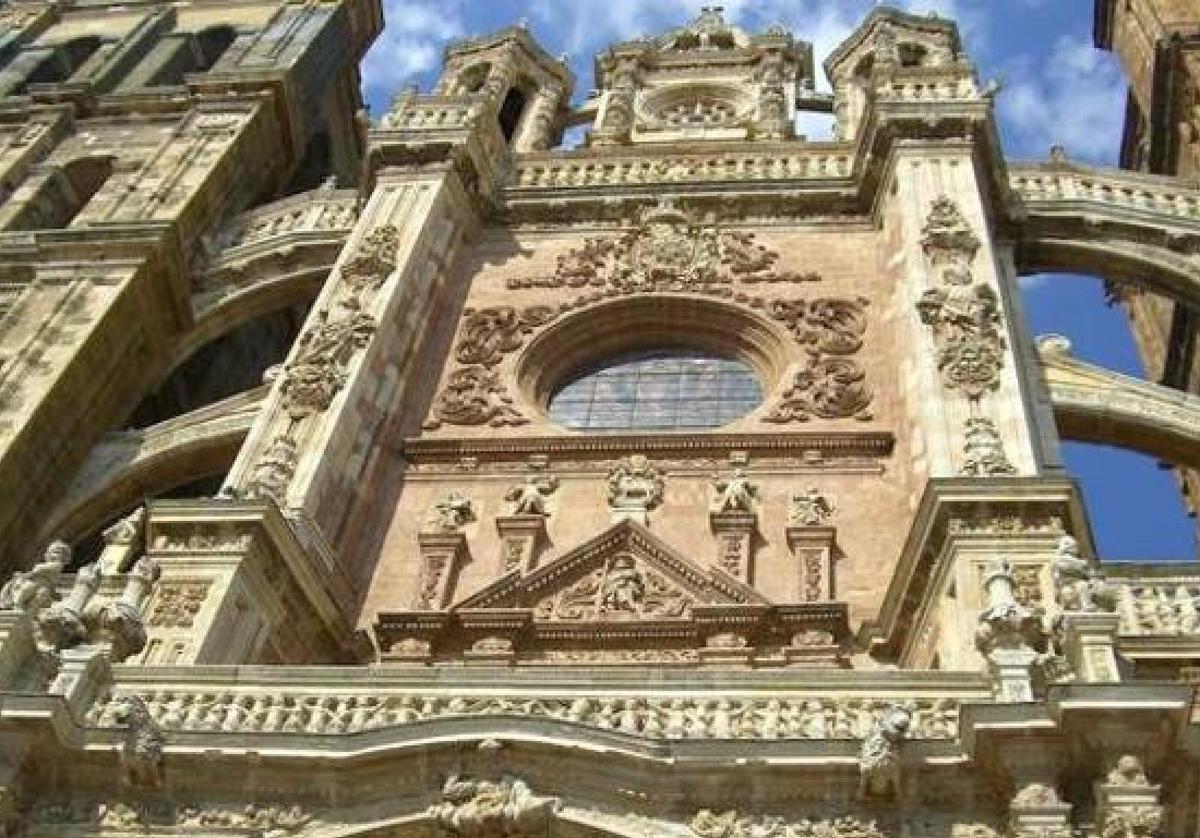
[{"xmin": 765, "ymin": 297, "xmax": 873, "ymax": 422}]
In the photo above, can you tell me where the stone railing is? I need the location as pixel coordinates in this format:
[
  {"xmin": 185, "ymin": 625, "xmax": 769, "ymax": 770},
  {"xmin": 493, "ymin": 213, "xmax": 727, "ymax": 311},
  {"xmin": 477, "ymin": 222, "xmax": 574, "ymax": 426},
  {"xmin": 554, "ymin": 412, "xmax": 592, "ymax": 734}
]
[
  {"xmin": 509, "ymin": 149, "xmax": 856, "ymax": 191},
  {"xmin": 209, "ymin": 186, "xmax": 358, "ymax": 258},
  {"xmin": 1111, "ymin": 576, "xmax": 1200, "ymax": 636},
  {"xmin": 377, "ymin": 95, "xmax": 481, "ymax": 131},
  {"xmin": 85, "ymin": 674, "xmax": 979, "ymax": 741},
  {"xmin": 1009, "ymin": 162, "xmax": 1200, "ymax": 226},
  {"xmin": 876, "ymin": 78, "xmax": 979, "ymax": 101}
]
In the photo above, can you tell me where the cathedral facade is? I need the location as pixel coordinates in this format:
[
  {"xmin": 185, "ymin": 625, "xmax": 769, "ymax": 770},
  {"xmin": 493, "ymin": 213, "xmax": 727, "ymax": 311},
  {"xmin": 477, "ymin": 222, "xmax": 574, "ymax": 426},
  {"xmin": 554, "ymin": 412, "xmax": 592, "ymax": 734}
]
[{"xmin": 0, "ymin": 0, "xmax": 1197, "ymax": 835}]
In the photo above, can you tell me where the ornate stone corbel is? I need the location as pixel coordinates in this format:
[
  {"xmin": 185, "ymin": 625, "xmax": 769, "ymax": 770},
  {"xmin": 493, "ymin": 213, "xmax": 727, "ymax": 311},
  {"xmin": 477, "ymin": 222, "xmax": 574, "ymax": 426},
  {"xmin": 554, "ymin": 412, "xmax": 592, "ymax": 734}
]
[
  {"xmin": 1009, "ymin": 783, "xmax": 1074, "ymax": 838},
  {"xmin": 87, "ymin": 556, "xmax": 161, "ymax": 662},
  {"xmin": 416, "ymin": 492, "xmax": 475, "ymax": 610}
]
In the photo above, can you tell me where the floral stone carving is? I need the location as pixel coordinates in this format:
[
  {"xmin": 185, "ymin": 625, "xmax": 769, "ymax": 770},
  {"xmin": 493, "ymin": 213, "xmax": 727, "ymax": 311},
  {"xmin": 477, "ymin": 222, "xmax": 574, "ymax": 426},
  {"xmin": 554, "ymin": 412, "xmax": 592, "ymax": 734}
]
[
  {"xmin": 916, "ymin": 197, "xmax": 1006, "ymax": 401},
  {"xmin": 765, "ymin": 298, "xmax": 873, "ymax": 423},
  {"xmin": 455, "ymin": 306, "xmax": 557, "ymax": 367},
  {"xmin": 507, "ymin": 201, "xmax": 820, "ymax": 291},
  {"xmin": 428, "ymin": 775, "xmax": 560, "ymax": 838},
  {"xmin": 425, "ymin": 367, "xmax": 528, "ymax": 429},
  {"xmin": 960, "ymin": 417, "xmax": 1016, "ymax": 476}
]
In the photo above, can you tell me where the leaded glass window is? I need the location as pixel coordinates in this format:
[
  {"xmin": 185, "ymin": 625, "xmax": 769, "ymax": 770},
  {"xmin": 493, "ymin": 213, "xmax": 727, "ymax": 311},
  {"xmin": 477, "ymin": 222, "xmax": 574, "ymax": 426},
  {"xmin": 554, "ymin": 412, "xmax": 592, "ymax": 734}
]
[{"xmin": 548, "ymin": 350, "xmax": 763, "ymax": 431}]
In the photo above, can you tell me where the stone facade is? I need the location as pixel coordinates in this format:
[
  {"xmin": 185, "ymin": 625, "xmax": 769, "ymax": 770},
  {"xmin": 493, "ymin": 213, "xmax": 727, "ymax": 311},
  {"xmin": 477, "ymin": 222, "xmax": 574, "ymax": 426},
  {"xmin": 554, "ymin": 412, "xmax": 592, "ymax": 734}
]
[
  {"xmin": 0, "ymin": 3, "xmax": 1196, "ymax": 837},
  {"xmin": 1096, "ymin": 0, "xmax": 1200, "ymax": 523}
]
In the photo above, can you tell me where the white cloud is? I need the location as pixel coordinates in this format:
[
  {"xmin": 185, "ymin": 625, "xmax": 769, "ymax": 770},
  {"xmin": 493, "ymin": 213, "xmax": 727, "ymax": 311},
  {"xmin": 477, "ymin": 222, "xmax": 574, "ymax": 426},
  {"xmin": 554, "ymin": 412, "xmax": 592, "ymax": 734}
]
[
  {"xmin": 361, "ymin": 1, "xmax": 465, "ymax": 105},
  {"xmin": 996, "ymin": 34, "xmax": 1126, "ymax": 163}
]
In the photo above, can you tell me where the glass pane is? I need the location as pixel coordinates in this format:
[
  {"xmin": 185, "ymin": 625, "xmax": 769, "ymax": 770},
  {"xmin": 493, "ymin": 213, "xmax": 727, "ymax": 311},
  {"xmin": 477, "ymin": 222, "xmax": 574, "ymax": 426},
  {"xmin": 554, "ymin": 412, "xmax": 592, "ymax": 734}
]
[{"xmin": 548, "ymin": 349, "xmax": 763, "ymax": 432}]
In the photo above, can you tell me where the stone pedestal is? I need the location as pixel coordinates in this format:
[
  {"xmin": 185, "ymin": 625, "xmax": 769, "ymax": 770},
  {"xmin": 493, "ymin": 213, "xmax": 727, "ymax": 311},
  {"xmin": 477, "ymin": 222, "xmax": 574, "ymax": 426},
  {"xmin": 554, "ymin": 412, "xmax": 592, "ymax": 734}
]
[
  {"xmin": 1094, "ymin": 780, "xmax": 1163, "ymax": 838},
  {"xmin": 1009, "ymin": 799, "xmax": 1073, "ymax": 838},
  {"xmin": 785, "ymin": 525, "xmax": 836, "ymax": 601},
  {"xmin": 1061, "ymin": 611, "xmax": 1121, "ymax": 683},
  {"xmin": 783, "ymin": 629, "xmax": 844, "ymax": 668},
  {"xmin": 988, "ymin": 646, "xmax": 1040, "ymax": 703},
  {"xmin": 710, "ymin": 510, "xmax": 756, "ymax": 583},
  {"xmin": 495, "ymin": 515, "xmax": 548, "ymax": 575},
  {"xmin": 415, "ymin": 532, "xmax": 469, "ymax": 610}
]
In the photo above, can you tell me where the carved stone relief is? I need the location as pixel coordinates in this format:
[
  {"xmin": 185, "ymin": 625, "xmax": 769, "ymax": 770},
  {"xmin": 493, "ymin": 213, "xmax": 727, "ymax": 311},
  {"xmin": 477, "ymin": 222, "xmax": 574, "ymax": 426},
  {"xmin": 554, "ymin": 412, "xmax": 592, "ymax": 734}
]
[
  {"xmin": 506, "ymin": 202, "xmax": 820, "ymax": 290},
  {"xmin": 535, "ymin": 554, "xmax": 693, "ymax": 621},
  {"xmin": 959, "ymin": 417, "xmax": 1016, "ymax": 477},
  {"xmin": 428, "ymin": 775, "xmax": 560, "ymax": 838},
  {"xmin": 765, "ymin": 298, "xmax": 873, "ymax": 422},
  {"xmin": 147, "ymin": 583, "xmax": 210, "ymax": 629},
  {"xmin": 246, "ymin": 226, "xmax": 400, "ymax": 502},
  {"xmin": 607, "ymin": 454, "xmax": 665, "ymax": 523},
  {"xmin": 691, "ymin": 810, "xmax": 887, "ymax": 838},
  {"xmin": 86, "ymin": 690, "xmax": 962, "ymax": 740}
]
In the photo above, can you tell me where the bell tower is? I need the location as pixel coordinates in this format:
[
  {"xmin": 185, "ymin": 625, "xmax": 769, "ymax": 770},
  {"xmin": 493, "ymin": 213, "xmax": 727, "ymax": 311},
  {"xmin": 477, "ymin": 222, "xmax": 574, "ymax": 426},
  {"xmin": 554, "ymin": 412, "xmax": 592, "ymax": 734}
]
[
  {"xmin": 586, "ymin": 6, "xmax": 814, "ymax": 145},
  {"xmin": 429, "ymin": 25, "xmax": 573, "ymax": 152}
]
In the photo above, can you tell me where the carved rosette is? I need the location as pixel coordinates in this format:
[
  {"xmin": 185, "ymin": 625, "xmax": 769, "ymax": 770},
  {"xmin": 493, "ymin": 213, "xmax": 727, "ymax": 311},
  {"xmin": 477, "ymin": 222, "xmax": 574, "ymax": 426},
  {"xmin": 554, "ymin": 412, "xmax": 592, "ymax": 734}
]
[{"xmin": 916, "ymin": 197, "xmax": 1006, "ymax": 402}]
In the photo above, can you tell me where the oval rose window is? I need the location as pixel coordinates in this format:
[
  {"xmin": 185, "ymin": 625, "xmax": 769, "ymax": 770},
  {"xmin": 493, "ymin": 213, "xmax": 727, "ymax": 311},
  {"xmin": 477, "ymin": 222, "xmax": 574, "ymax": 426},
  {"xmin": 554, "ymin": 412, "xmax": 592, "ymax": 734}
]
[{"xmin": 548, "ymin": 349, "xmax": 763, "ymax": 431}]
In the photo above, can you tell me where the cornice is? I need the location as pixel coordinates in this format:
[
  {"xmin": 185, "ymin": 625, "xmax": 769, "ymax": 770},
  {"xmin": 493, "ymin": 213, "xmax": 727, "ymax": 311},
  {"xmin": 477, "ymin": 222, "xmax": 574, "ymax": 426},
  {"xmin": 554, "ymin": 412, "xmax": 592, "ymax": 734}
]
[{"xmin": 402, "ymin": 431, "xmax": 895, "ymax": 463}]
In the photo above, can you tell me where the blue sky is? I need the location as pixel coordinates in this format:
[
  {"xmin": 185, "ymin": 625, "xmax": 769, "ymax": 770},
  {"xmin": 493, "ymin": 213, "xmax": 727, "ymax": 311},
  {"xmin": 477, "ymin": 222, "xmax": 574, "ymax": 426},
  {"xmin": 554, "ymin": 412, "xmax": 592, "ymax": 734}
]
[{"xmin": 362, "ymin": 1, "xmax": 1199, "ymax": 560}]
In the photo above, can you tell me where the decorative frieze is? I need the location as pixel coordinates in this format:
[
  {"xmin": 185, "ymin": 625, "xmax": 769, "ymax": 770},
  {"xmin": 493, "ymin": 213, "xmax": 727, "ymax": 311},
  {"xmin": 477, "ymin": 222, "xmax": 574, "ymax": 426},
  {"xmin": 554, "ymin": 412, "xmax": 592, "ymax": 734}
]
[
  {"xmin": 86, "ymin": 690, "xmax": 961, "ymax": 740},
  {"xmin": 691, "ymin": 810, "xmax": 887, "ymax": 838},
  {"xmin": 147, "ymin": 583, "xmax": 209, "ymax": 629}
]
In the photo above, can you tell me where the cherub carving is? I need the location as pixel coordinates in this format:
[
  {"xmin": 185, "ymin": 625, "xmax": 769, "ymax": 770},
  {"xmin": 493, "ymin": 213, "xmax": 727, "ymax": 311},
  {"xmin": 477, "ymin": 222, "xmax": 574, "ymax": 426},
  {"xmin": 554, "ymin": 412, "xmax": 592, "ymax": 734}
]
[
  {"xmin": 710, "ymin": 468, "xmax": 757, "ymax": 514},
  {"xmin": 504, "ymin": 475, "xmax": 559, "ymax": 517}
]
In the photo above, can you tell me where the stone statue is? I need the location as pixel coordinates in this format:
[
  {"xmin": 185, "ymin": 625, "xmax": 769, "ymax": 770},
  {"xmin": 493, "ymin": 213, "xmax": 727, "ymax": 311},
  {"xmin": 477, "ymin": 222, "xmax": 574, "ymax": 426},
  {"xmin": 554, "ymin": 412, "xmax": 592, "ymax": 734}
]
[
  {"xmin": 102, "ymin": 506, "xmax": 145, "ymax": 548},
  {"xmin": 710, "ymin": 468, "xmax": 757, "ymax": 514},
  {"xmin": 0, "ymin": 541, "xmax": 69, "ymax": 613},
  {"xmin": 859, "ymin": 705, "xmax": 910, "ymax": 800},
  {"xmin": 1052, "ymin": 535, "xmax": 1115, "ymax": 613},
  {"xmin": 428, "ymin": 775, "xmax": 560, "ymax": 837},
  {"xmin": 115, "ymin": 695, "xmax": 165, "ymax": 788},
  {"xmin": 788, "ymin": 487, "xmax": 834, "ymax": 526},
  {"xmin": 425, "ymin": 491, "xmax": 476, "ymax": 533},
  {"xmin": 89, "ymin": 556, "xmax": 161, "ymax": 662},
  {"xmin": 504, "ymin": 474, "xmax": 558, "ymax": 517},
  {"xmin": 37, "ymin": 562, "xmax": 99, "ymax": 651},
  {"xmin": 1106, "ymin": 754, "xmax": 1151, "ymax": 787}
]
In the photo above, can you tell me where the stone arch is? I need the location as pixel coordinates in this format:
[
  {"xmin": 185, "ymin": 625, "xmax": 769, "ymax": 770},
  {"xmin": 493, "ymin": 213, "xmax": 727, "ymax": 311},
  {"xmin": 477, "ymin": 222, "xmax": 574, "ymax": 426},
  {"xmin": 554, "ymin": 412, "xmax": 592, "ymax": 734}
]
[
  {"xmin": 43, "ymin": 386, "xmax": 263, "ymax": 544},
  {"xmin": 1039, "ymin": 335, "xmax": 1200, "ymax": 470},
  {"xmin": 1009, "ymin": 161, "xmax": 1200, "ymax": 308}
]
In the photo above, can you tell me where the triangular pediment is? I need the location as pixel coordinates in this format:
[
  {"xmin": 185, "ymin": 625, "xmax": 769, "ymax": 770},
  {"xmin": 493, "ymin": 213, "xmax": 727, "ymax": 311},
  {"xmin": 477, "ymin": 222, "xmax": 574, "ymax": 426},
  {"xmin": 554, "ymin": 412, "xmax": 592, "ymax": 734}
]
[{"xmin": 454, "ymin": 520, "xmax": 766, "ymax": 620}]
